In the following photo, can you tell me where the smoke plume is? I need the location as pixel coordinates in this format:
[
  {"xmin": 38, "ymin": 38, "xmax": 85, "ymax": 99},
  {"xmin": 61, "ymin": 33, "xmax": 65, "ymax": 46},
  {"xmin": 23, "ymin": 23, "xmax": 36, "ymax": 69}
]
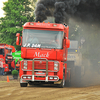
[
  {"xmin": 35, "ymin": 0, "xmax": 100, "ymax": 87},
  {"xmin": 35, "ymin": 0, "xmax": 100, "ymax": 24}
]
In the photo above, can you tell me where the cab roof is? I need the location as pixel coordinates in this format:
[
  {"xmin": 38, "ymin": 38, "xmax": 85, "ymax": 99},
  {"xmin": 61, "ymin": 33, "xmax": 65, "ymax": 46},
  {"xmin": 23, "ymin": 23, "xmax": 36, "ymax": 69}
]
[{"xmin": 23, "ymin": 22, "xmax": 68, "ymax": 30}]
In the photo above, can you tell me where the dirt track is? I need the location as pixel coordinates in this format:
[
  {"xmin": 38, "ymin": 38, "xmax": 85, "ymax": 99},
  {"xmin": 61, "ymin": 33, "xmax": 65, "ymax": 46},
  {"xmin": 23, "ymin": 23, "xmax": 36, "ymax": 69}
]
[{"xmin": 0, "ymin": 75, "xmax": 100, "ymax": 100}]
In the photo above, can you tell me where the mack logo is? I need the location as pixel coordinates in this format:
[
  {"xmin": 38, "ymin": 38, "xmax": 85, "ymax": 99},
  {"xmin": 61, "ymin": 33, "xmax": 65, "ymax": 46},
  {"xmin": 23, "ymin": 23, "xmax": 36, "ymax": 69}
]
[{"xmin": 34, "ymin": 52, "xmax": 49, "ymax": 58}]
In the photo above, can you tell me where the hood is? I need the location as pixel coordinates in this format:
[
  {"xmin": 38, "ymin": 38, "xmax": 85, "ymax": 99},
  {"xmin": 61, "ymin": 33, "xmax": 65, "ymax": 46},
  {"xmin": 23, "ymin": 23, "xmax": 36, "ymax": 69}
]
[
  {"xmin": 21, "ymin": 47, "xmax": 63, "ymax": 61},
  {"xmin": 21, "ymin": 48, "xmax": 57, "ymax": 60}
]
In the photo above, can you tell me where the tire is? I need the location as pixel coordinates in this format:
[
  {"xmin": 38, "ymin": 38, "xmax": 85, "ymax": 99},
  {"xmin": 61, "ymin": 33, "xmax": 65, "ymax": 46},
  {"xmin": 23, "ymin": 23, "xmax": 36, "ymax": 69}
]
[
  {"xmin": 75, "ymin": 66, "xmax": 81, "ymax": 87},
  {"xmin": 28, "ymin": 82, "xmax": 33, "ymax": 86},
  {"xmin": 20, "ymin": 83, "xmax": 28, "ymax": 87},
  {"xmin": 59, "ymin": 74, "xmax": 65, "ymax": 88},
  {"xmin": 28, "ymin": 81, "xmax": 36, "ymax": 86}
]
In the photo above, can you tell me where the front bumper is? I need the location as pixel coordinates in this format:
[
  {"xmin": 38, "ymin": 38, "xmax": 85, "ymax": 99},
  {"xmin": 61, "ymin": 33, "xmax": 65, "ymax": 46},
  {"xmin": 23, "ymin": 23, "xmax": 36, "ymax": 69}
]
[
  {"xmin": 20, "ymin": 75, "xmax": 59, "ymax": 83},
  {"xmin": 20, "ymin": 58, "xmax": 63, "ymax": 83}
]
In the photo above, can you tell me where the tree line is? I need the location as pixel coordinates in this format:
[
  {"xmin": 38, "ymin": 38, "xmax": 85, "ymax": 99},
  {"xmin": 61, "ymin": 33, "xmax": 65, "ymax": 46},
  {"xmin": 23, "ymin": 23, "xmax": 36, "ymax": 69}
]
[
  {"xmin": 0, "ymin": 0, "xmax": 100, "ymax": 65},
  {"xmin": 0, "ymin": 0, "xmax": 37, "ymax": 50}
]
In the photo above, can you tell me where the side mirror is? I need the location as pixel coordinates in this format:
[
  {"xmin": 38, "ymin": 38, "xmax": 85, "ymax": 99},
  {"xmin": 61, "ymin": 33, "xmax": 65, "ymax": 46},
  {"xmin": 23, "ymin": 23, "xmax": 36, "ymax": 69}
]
[
  {"xmin": 16, "ymin": 33, "xmax": 20, "ymax": 45},
  {"xmin": 66, "ymin": 39, "xmax": 70, "ymax": 48}
]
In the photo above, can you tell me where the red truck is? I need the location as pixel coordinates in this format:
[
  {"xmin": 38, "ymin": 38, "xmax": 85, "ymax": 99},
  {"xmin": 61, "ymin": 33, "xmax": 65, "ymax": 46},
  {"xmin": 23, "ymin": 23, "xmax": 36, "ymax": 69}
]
[
  {"xmin": 16, "ymin": 22, "xmax": 70, "ymax": 87},
  {"xmin": 0, "ymin": 43, "xmax": 15, "ymax": 74}
]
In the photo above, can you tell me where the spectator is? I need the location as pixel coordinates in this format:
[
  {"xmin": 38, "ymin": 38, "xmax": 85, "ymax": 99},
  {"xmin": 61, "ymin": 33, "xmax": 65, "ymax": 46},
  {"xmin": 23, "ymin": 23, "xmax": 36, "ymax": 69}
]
[
  {"xmin": 0, "ymin": 59, "xmax": 5, "ymax": 75},
  {"xmin": 16, "ymin": 59, "xmax": 20, "ymax": 72},
  {"xmin": 0, "ymin": 60, "xmax": 3, "ymax": 75},
  {"xmin": 11, "ymin": 59, "xmax": 16, "ymax": 72}
]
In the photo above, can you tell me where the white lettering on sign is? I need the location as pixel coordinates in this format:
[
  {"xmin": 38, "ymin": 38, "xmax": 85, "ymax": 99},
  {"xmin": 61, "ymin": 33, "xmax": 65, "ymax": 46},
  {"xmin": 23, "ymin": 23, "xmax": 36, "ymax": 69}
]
[
  {"xmin": 23, "ymin": 43, "xmax": 41, "ymax": 48},
  {"xmin": 31, "ymin": 44, "xmax": 41, "ymax": 47},
  {"xmin": 27, "ymin": 43, "xmax": 31, "ymax": 47},
  {"xmin": 34, "ymin": 52, "xmax": 49, "ymax": 58}
]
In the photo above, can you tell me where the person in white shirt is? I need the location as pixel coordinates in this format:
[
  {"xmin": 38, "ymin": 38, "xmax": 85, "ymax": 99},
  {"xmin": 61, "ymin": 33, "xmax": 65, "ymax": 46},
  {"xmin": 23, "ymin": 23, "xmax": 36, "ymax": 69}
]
[
  {"xmin": 0, "ymin": 60, "xmax": 3, "ymax": 75},
  {"xmin": 0, "ymin": 59, "xmax": 5, "ymax": 75}
]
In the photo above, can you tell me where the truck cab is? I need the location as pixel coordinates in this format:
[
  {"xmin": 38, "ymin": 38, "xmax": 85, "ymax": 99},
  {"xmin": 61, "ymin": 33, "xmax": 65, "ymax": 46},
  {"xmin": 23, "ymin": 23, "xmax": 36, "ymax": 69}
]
[
  {"xmin": 16, "ymin": 22, "xmax": 70, "ymax": 87},
  {"xmin": 0, "ymin": 44, "xmax": 15, "ymax": 74}
]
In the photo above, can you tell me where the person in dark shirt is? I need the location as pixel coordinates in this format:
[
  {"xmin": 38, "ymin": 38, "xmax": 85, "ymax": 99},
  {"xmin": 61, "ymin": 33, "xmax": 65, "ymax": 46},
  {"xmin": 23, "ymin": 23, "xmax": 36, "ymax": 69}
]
[
  {"xmin": 16, "ymin": 59, "xmax": 20, "ymax": 72},
  {"xmin": 11, "ymin": 59, "xmax": 16, "ymax": 72}
]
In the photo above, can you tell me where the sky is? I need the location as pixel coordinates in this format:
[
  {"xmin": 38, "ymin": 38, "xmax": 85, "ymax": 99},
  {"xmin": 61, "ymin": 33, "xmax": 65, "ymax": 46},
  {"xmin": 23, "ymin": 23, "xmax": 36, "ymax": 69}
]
[{"xmin": 0, "ymin": 0, "xmax": 8, "ymax": 18}]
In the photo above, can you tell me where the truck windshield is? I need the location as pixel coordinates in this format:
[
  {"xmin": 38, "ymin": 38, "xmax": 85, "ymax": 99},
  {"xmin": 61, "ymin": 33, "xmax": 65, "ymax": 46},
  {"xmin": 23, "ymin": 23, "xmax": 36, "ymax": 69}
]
[
  {"xmin": 23, "ymin": 29, "xmax": 63, "ymax": 49},
  {"xmin": 0, "ymin": 48, "xmax": 4, "ymax": 55},
  {"xmin": 6, "ymin": 48, "xmax": 12, "ymax": 55}
]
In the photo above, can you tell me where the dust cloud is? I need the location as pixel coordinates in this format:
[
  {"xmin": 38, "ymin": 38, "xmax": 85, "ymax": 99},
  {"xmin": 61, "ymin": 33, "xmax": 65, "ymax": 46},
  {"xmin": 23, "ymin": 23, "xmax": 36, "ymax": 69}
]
[
  {"xmin": 34, "ymin": 0, "xmax": 100, "ymax": 87},
  {"xmin": 69, "ymin": 19, "xmax": 100, "ymax": 87}
]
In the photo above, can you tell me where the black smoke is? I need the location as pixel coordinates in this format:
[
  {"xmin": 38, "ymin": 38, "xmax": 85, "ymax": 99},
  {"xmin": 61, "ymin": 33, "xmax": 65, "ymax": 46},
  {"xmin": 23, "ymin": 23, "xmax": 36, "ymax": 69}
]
[
  {"xmin": 35, "ymin": 0, "xmax": 100, "ymax": 87},
  {"xmin": 35, "ymin": 0, "xmax": 100, "ymax": 24}
]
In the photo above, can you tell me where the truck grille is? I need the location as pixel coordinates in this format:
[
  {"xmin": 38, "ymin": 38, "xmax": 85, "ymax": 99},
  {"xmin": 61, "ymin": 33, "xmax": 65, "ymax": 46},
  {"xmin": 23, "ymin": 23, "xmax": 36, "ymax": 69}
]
[
  {"xmin": 22, "ymin": 60, "xmax": 54, "ymax": 71},
  {"xmin": 34, "ymin": 61, "xmax": 54, "ymax": 70}
]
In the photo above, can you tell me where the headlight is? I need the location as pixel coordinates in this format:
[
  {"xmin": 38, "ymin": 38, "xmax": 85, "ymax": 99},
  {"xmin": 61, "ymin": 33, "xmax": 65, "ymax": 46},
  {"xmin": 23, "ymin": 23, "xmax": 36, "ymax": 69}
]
[
  {"xmin": 23, "ymin": 61, "xmax": 27, "ymax": 69},
  {"xmin": 23, "ymin": 66, "xmax": 27, "ymax": 69},
  {"xmin": 27, "ymin": 76, "xmax": 31, "ymax": 79},
  {"xmin": 54, "ymin": 63, "xmax": 59, "ymax": 70},
  {"xmin": 49, "ymin": 77, "xmax": 53, "ymax": 80},
  {"xmin": 54, "ymin": 63, "xmax": 58, "ymax": 67},
  {"xmin": 54, "ymin": 77, "xmax": 58, "ymax": 80},
  {"xmin": 24, "ymin": 62, "xmax": 27, "ymax": 66},
  {"xmin": 23, "ymin": 76, "xmax": 26, "ymax": 79}
]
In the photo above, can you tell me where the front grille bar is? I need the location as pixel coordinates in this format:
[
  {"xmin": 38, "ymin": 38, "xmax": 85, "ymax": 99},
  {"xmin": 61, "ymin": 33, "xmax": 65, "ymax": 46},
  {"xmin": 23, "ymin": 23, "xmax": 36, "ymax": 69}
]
[
  {"xmin": 21, "ymin": 59, "xmax": 59, "ymax": 82},
  {"xmin": 32, "ymin": 59, "xmax": 34, "ymax": 81},
  {"xmin": 21, "ymin": 60, "xmax": 59, "ymax": 72},
  {"xmin": 46, "ymin": 59, "xmax": 48, "ymax": 81},
  {"xmin": 32, "ymin": 58, "xmax": 48, "ymax": 82}
]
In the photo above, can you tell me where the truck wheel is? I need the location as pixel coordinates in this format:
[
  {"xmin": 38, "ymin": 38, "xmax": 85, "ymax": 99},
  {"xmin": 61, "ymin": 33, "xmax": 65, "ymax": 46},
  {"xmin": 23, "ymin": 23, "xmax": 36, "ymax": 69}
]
[
  {"xmin": 28, "ymin": 81, "xmax": 33, "ymax": 86},
  {"xmin": 75, "ymin": 66, "xmax": 81, "ymax": 87},
  {"xmin": 59, "ymin": 74, "xmax": 65, "ymax": 88},
  {"xmin": 20, "ymin": 83, "xmax": 28, "ymax": 87}
]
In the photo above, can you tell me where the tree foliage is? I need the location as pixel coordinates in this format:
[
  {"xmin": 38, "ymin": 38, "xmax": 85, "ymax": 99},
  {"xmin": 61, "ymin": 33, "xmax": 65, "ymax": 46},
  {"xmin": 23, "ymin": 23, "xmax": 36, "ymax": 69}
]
[{"xmin": 0, "ymin": 0, "xmax": 37, "ymax": 50}]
